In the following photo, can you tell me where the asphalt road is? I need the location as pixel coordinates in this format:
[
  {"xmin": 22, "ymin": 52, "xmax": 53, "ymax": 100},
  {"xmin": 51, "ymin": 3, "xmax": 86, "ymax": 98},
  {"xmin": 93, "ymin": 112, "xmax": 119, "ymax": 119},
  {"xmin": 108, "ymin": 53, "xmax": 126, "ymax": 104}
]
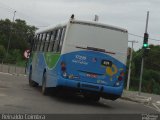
[{"xmin": 0, "ymin": 72, "xmax": 158, "ymax": 114}]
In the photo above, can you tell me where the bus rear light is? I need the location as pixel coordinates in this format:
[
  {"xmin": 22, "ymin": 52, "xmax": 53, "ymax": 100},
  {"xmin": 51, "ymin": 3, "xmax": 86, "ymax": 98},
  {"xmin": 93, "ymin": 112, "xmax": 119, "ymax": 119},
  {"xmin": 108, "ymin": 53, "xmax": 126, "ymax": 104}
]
[
  {"xmin": 61, "ymin": 62, "xmax": 68, "ymax": 78},
  {"xmin": 116, "ymin": 82, "xmax": 120, "ymax": 86},
  {"xmin": 118, "ymin": 76, "xmax": 123, "ymax": 81},
  {"xmin": 115, "ymin": 71, "xmax": 124, "ymax": 86},
  {"xmin": 118, "ymin": 71, "xmax": 124, "ymax": 81},
  {"xmin": 120, "ymin": 71, "xmax": 124, "ymax": 76},
  {"xmin": 61, "ymin": 62, "xmax": 66, "ymax": 72},
  {"xmin": 62, "ymin": 72, "xmax": 67, "ymax": 78}
]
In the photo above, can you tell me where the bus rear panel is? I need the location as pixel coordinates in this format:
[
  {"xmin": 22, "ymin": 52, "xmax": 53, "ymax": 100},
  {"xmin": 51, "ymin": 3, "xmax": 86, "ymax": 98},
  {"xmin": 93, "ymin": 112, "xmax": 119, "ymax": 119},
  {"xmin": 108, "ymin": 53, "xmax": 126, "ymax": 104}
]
[{"xmin": 56, "ymin": 20, "xmax": 128, "ymax": 100}]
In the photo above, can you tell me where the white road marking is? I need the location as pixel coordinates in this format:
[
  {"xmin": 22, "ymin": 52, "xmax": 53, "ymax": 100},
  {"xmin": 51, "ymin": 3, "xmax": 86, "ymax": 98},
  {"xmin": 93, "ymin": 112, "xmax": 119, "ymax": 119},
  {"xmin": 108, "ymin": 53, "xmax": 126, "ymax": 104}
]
[
  {"xmin": 152, "ymin": 103, "xmax": 160, "ymax": 112},
  {"xmin": 156, "ymin": 101, "xmax": 160, "ymax": 105},
  {"xmin": 144, "ymin": 104, "xmax": 160, "ymax": 113}
]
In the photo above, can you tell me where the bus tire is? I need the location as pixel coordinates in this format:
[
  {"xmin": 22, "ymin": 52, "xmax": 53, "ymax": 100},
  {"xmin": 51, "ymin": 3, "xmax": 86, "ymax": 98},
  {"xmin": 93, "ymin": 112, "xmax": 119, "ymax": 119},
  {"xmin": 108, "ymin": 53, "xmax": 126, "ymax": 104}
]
[
  {"xmin": 29, "ymin": 69, "xmax": 38, "ymax": 87},
  {"xmin": 84, "ymin": 93, "xmax": 100, "ymax": 102},
  {"xmin": 42, "ymin": 72, "xmax": 49, "ymax": 95}
]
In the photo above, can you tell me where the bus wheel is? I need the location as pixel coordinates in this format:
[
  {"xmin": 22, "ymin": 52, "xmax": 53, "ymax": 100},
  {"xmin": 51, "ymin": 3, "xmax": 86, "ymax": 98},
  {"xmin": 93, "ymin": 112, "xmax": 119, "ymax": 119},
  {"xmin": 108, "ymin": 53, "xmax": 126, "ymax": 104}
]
[
  {"xmin": 83, "ymin": 93, "xmax": 100, "ymax": 102},
  {"xmin": 42, "ymin": 72, "xmax": 48, "ymax": 95},
  {"xmin": 29, "ymin": 70, "xmax": 38, "ymax": 87}
]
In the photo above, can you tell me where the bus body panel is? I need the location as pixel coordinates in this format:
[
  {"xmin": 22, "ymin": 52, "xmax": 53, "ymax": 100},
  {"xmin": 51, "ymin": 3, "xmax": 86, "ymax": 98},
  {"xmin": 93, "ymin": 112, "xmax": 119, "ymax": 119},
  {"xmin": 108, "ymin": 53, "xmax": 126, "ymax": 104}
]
[{"xmin": 30, "ymin": 52, "xmax": 60, "ymax": 87}]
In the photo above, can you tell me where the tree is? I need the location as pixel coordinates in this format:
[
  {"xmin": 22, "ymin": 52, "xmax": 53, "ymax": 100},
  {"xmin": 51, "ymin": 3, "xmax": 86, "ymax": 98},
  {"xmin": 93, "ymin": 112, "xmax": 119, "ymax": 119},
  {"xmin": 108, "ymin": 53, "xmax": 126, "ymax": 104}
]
[
  {"xmin": 0, "ymin": 45, "xmax": 5, "ymax": 58},
  {"xmin": 129, "ymin": 45, "xmax": 160, "ymax": 94},
  {"xmin": 0, "ymin": 19, "xmax": 11, "ymax": 49},
  {"xmin": 0, "ymin": 18, "xmax": 36, "ymax": 62}
]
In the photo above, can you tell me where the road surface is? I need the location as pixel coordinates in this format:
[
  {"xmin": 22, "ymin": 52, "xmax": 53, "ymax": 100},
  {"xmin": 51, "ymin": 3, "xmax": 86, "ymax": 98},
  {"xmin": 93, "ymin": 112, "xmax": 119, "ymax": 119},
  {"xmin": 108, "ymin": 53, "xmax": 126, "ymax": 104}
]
[{"xmin": 0, "ymin": 72, "xmax": 158, "ymax": 114}]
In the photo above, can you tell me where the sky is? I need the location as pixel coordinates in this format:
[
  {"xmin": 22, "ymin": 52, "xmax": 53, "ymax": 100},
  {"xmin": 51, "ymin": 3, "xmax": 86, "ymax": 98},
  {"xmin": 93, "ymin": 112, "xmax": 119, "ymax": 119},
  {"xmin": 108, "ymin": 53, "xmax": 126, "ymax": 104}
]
[{"xmin": 0, "ymin": 0, "xmax": 160, "ymax": 50}]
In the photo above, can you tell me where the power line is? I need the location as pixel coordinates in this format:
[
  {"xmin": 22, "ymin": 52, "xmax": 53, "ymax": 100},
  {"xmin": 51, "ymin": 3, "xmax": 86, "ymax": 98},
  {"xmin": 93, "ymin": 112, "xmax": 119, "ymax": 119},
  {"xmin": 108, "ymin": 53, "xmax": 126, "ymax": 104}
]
[
  {"xmin": 128, "ymin": 33, "xmax": 160, "ymax": 42},
  {"xmin": 0, "ymin": 1, "xmax": 160, "ymax": 42},
  {"xmin": 0, "ymin": 1, "xmax": 44, "ymax": 27},
  {"xmin": 0, "ymin": 1, "xmax": 16, "ymax": 13}
]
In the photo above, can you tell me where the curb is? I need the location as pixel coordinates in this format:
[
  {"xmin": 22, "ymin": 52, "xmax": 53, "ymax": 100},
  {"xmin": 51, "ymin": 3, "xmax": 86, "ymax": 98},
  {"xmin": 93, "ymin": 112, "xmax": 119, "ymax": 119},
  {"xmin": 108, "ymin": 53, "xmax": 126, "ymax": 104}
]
[
  {"xmin": 12, "ymin": 73, "xmax": 27, "ymax": 77},
  {"xmin": 0, "ymin": 72, "xmax": 26, "ymax": 77},
  {"xmin": 121, "ymin": 94, "xmax": 152, "ymax": 105}
]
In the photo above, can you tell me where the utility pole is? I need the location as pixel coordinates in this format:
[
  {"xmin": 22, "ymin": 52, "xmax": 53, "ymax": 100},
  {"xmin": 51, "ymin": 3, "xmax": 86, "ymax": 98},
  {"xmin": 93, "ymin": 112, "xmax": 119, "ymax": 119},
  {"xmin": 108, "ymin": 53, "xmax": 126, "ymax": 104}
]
[
  {"xmin": 13, "ymin": 11, "xmax": 16, "ymax": 22},
  {"xmin": 6, "ymin": 11, "xmax": 16, "ymax": 59},
  {"xmin": 138, "ymin": 11, "xmax": 149, "ymax": 95},
  {"xmin": 126, "ymin": 40, "xmax": 138, "ymax": 91}
]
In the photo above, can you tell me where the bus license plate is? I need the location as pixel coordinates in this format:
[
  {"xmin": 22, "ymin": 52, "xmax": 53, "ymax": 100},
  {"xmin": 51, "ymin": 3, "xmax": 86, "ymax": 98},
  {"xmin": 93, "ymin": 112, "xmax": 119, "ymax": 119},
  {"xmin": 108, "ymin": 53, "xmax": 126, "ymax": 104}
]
[{"xmin": 86, "ymin": 73, "xmax": 97, "ymax": 78}]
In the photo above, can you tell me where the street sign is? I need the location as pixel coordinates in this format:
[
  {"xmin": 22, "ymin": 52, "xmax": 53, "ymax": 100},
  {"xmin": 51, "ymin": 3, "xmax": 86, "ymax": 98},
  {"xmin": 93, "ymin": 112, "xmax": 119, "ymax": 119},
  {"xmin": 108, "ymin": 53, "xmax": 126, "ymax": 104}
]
[{"xmin": 24, "ymin": 50, "xmax": 30, "ymax": 59}]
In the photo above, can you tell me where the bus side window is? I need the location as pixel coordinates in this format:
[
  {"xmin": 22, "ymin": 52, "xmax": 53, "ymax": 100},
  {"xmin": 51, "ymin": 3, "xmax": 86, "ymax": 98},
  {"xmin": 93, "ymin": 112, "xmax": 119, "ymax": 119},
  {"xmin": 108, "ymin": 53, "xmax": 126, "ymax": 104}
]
[
  {"xmin": 44, "ymin": 33, "xmax": 50, "ymax": 52},
  {"xmin": 52, "ymin": 29, "xmax": 58, "ymax": 52},
  {"xmin": 36, "ymin": 34, "xmax": 40, "ymax": 51},
  {"xmin": 32, "ymin": 36, "xmax": 36, "ymax": 51},
  {"xmin": 58, "ymin": 27, "xmax": 66, "ymax": 52},
  {"xmin": 53, "ymin": 29, "xmax": 61, "ymax": 52},
  {"xmin": 37, "ymin": 34, "xmax": 42, "ymax": 51},
  {"xmin": 34, "ymin": 35, "xmax": 38, "ymax": 51},
  {"xmin": 48, "ymin": 31, "xmax": 56, "ymax": 52},
  {"xmin": 32, "ymin": 35, "xmax": 36, "ymax": 51},
  {"xmin": 40, "ymin": 33, "xmax": 46, "ymax": 51},
  {"xmin": 46, "ymin": 32, "xmax": 52, "ymax": 52},
  {"xmin": 42, "ymin": 33, "xmax": 47, "ymax": 51},
  {"xmin": 56, "ymin": 28, "xmax": 63, "ymax": 52}
]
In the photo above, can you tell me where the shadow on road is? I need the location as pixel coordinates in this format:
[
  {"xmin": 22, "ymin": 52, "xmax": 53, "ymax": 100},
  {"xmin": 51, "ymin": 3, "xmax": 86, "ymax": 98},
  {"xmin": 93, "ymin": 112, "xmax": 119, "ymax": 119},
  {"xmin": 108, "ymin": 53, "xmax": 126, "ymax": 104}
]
[{"xmin": 32, "ymin": 86, "xmax": 113, "ymax": 109}]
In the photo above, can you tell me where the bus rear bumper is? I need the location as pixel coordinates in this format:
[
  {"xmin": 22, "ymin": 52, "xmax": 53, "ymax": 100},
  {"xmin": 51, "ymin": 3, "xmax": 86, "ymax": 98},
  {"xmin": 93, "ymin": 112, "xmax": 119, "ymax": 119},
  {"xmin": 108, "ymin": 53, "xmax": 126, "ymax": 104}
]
[{"xmin": 57, "ymin": 77, "xmax": 123, "ymax": 100}]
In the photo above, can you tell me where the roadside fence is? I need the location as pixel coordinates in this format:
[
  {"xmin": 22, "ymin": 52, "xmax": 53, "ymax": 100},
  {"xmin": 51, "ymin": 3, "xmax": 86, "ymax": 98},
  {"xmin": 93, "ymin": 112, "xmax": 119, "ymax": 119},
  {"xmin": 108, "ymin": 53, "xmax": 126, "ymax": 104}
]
[{"xmin": 0, "ymin": 57, "xmax": 26, "ymax": 75}]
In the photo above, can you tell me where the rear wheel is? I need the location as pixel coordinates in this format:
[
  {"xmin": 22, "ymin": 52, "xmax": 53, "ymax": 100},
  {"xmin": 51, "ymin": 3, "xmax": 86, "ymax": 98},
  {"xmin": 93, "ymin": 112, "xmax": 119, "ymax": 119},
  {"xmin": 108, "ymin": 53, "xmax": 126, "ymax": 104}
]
[
  {"xmin": 42, "ymin": 72, "xmax": 49, "ymax": 95},
  {"xmin": 83, "ymin": 93, "xmax": 100, "ymax": 102},
  {"xmin": 29, "ymin": 69, "xmax": 38, "ymax": 87}
]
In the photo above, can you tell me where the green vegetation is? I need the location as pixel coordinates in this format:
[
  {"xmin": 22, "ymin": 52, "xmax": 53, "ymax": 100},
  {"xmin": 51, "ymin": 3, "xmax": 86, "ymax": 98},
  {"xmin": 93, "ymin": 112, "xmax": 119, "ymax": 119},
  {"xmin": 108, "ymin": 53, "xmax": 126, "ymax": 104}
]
[
  {"xmin": 0, "ymin": 45, "xmax": 5, "ymax": 57},
  {"xmin": 0, "ymin": 19, "xmax": 36, "ymax": 66},
  {"xmin": 125, "ymin": 45, "xmax": 160, "ymax": 95}
]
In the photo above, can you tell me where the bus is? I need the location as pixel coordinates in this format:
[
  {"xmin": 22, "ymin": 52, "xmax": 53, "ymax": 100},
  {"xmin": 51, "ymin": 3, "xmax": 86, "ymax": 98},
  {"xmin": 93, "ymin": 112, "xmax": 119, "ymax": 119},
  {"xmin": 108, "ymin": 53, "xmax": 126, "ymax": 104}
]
[{"xmin": 28, "ymin": 15, "xmax": 128, "ymax": 101}]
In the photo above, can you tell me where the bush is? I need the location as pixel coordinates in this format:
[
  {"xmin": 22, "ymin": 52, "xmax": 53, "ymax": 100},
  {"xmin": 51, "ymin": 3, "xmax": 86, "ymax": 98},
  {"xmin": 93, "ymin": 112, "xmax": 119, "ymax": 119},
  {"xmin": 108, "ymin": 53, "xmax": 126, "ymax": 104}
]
[
  {"xmin": 128, "ymin": 69, "xmax": 160, "ymax": 95},
  {"xmin": 142, "ymin": 69, "xmax": 160, "ymax": 94},
  {"xmin": 10, "ymin": 49, "xmax": 22, "ymax": 61},
  {"xmin": 143, "ymin": 69, "xmax": 160, "ymax": 82},
  {"xmin": 130, "ymin": 77, "xmax": 139, "ymax": 91}
]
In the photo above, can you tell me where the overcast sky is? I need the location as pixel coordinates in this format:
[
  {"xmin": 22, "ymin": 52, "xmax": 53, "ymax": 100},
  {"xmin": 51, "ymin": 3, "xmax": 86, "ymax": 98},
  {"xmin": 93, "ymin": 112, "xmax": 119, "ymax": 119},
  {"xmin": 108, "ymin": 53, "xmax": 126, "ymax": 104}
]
[{"xmin": 0, "ymin": 0, "xmax": 160, "ymax": 50}]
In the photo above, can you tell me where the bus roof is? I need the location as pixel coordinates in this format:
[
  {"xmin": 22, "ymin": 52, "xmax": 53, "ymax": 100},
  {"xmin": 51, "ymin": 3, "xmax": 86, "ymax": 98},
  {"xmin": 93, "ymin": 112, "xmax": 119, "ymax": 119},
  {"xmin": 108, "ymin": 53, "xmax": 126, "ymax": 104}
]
[
  {"xmin": 70, "ymin": 20, "xmax": 128, "ymax": 33},
  {"xmin": 36, "ymin": 19, "xmax": 128, "ymax": 34},
  {"xmin": 36, "ymin": 23, "xmax": 67, "ymax": 34}
]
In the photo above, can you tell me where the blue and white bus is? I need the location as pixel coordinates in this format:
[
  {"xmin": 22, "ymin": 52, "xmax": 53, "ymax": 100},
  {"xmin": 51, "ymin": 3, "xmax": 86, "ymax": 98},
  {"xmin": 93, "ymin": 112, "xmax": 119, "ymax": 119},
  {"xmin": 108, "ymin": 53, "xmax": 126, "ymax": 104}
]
[{"xmin": 28, "ymin": 16, "xmax": 128, "ymax": 101}]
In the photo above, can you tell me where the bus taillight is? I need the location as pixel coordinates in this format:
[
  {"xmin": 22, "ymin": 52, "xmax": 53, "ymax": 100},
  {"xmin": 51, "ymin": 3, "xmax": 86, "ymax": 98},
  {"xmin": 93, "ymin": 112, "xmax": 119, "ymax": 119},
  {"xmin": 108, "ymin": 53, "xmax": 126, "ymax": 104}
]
[
  {"xmin": 118, "ymin": 71, "xmax": 124, "ymax": 81},
  {"xmin": 118, "ymin": 76, "xmax": 123, "ymax": 81},
  {"xmin": 61, "ymin": 62, "xmax": 66, "ymax": 72},
  {"xmin": 115, "ymin": 71, "xmax": 124, "ymax": 86},
  {"xmin": 61, "ymin": 62, "xmax": 67, "ymax": 78}
]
